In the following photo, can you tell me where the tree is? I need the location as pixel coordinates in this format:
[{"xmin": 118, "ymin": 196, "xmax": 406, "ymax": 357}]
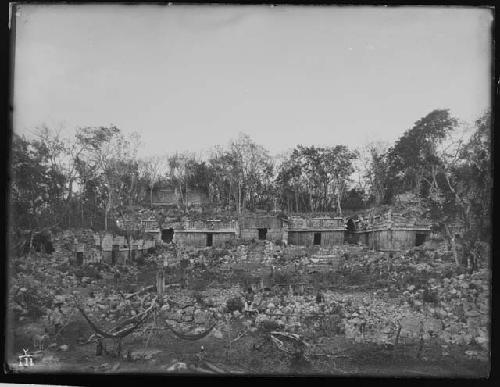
[
  {"xmin": 386, "ymin": 109, "xmax": 458, "ymax": 199},
  {"xmin": 229, "ymin": 133, "xmax": 274, "ymax": 213},
  {"xmin": 207, "ymin": 133, "xmax": 274, "ymax": 213},
  {"xmin": 138, "ymin": 155, "xmax": 168, "ymax": 207},
  {"xmin": 276, "ymin": 145, "xmax": 357, "ymax": 214},
  {"xmin": 186, "ymin": 158, "xmax": 213, "ymax": 198},
  {"xmin": 276, "ymin": 151, "xmax": 303, "ymax": 213},
  {"xmin": 208, "ymin": 146, "xmax": 238, "ymax": 210},
  {"xmin": 10, "ymin": 134, "xmax": 50, "ymax": 230},
  {"xmin": 75, "ymin": 126, "xmax": 140, "ymax": 230},
  {"xmin": 32, "ymin": 126, "xmax": 88, "ymax": 226},
  {"xmin": 167, "ymin": 152, "xmax": 198, "ymax": 211},
  {"xmin": 323, "ymin": 145, "xmax": 358, "ymax": 215},
  {"xmin": 439, "ymin": 112, "xmax": 491, "ymax": 268},
  {"xmin": 422, "ymin": 110, "xmax": 491, "ymax": 269},
  {"xmin": 357, "ymin": 141, "xmax": 390, "ymax": 206},
  {"xmin": 341, "ymin": 188, "xmax": 366, "ymax": 212}
]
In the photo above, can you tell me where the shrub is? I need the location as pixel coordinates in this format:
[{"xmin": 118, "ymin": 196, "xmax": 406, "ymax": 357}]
[
  {"xmin": 422, "ymin": 288, "xmax": 439, "ymax": 304},
  {"xmin": 71, "ymin": 265, "xmax": 102, "ymax": 280},
  {"xmin": 258, "ymin": 319, "xmax": 281, "ymax": 333},
  {"xmin": 224, "ymin": 239, "xmax": 239, "ymax": 248},
  {"xmin": 231, "ymin": 269, "xmax": 254, "ymax": 288},
  {"xmin": 277, "ymin": 256, "xmax": 287, "ymax": 265},
  {"xmin": 273, "ymin": 271, "xmax": 294, "ymax": 285},
  {"xmin": 14, "ymin": 286, "xmax": 52, "ymax": 320},
  {"xmin": 190, "ymin": 277, "xmax": 209, "ymax": 291},
  {"xmin": 344, "ymin": 269, "xmax": 367, "ymax": 286},
  {"xmin": 319, "ymin": 314, "xmax": 344, "ymax": 336},
  {"xmin": 226, "ymin": 297, "xmax": 244, "ymax": 313},
  {"xmin": 56, "ymin": 263, "xmax": 70, "ymax": 272},
  {"xmin": 193, "ymin": 291, "xmax": 205, "ymax": 305}
]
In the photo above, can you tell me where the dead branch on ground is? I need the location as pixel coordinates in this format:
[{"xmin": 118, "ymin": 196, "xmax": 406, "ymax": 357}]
[
  {"xmin": 74, "ymin": 296, "xmax": 157, "ymax": 339},
  {"xmin": 164, "ymin": 322, "xmax": 217, "ymax": 341},
  {"xmin": 123, "ymin": 285, "xmax": 155, "ymax": 300}
]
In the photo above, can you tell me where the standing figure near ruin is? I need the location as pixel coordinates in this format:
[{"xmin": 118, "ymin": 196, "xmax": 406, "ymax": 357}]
[
  {"xmin": 244, "ymin": 287, "xmax": 255, "ymax": 316},
  {"xmin": 316, "ymin": 289, "xmax": 324, "ymax": 304},
  {"xmin": 246, "ymin": 286, "xmax": 254, "ymax": 300}
]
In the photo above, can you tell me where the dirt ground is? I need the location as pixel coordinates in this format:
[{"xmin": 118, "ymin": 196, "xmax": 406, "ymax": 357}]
[{"xmin": 9, "ymin": 321, "xmax": 489, "ymax": 376}]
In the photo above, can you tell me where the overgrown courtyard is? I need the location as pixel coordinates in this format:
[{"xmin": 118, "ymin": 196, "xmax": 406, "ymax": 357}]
[{"xmin": 7, "ymin": 237, "xmax": 490, "ymax": 376}]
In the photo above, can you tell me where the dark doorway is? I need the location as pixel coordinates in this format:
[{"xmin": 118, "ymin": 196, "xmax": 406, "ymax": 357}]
[
  {"xmin": 415, "ymin": 233, "xmax": 426, "ymax": 246},
  {"xmin": 76, "ymin": 252, "xmax": 84, "ymax": 266},
  {"xmin": 346, "ymin": 218, "xmax": 356, "ymax": 244},
  {"xmin": 206, "ymin": 233, "xmax": 213, "ymax": 247},
  {"xmin": 45, "ymin": 240, "xmax": 54, "ymax": 254},
  {"xmin": 258, "ymin": 228, "xmax": 267, "ymax": 241},
  {"xmin": 162, "ymin": 228, "xmax": 174, "ymax": 243},
  {"xmin": 112, "ymin": 245, "xmax": 119, "ymax": 265},
  {"xmin": 313, "ymin": 232, "xmax": 321, "ymax": 246}
]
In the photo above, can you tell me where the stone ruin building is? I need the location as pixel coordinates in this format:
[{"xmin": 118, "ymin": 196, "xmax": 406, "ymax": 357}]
[
  {"xmin": 285, "ymin": 216, "xmax": 346, "ymax": 247},
  {"xmin": 346, "ymin": 210, "xmax": 431, "ymax": 252},
  {"xmin": 57, "ymin": 208, "xmax": 434, "ymax": 267},
  {"xmin": 173, "ymin": 219, "xmax": 239, "ymax": 248},
  {"xmin": 239, "ymin": 214, "xmax": 285, "ymax": 243}
]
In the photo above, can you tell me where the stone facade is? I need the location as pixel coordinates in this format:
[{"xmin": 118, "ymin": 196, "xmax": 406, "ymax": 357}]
[
  {"xmin": 239, "ymin": 215, "xmax": 284, "ymax": 242},
  {"xmin": 351, "ymin": 211, "xmax": 431, "ymax": 251},
  {"xmin": 285, "ymin": 216, "xmax": 345, "ymax": 247}
]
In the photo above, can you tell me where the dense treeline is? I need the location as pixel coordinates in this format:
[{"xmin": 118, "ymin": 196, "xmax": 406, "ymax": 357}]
[{"xmin": 10, "ymin": 109, "xmax": 491, "ymax": 250}]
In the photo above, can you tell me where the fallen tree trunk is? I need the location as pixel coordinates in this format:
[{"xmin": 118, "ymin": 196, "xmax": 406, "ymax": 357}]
[
  {"xmin": 124, "ymin": 285, "xmax": 155, "ymax": 300},
  {"xmin": 110, "ymin": 306, "xmax": 154, "ymax": 334},
  {"xmin": 75, "ymin": 297, "xmax": 157, "ymax": 339},
  {"xmin": 202, "ymin": 361, "xmax": 226, "ymax": 373},
  {"xmin": 164, "ymin": 322, "xmax": 216, "ymax": 341}
]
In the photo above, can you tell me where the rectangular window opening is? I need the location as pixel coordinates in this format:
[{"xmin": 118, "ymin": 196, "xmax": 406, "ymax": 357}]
[
  {"xmin": 313, "ymin": 232, "xmax": 321, "ymax": 246},
  {"xmin": 162, "ymin": 228, "xmax": 174, "ymax": 243},
  {"xmin": 76, "ymin": 252, "xmax": 84, "ymax": 266}
]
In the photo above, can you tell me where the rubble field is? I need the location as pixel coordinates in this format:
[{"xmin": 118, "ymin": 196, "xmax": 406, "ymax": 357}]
[{"xmin": 7, "ymin": 239, "xmax": 490, "ymax": 376}]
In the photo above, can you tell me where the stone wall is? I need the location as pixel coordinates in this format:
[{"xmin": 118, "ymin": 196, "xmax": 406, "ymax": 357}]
[
  {"xmin": 240, "ymin": 228, "xmax": 283, "ymax": 242},
  {"xmin": 287, "ymin": 230, "xmax": 344, "ymax": 247},
  {"xmin": 174, "ymin": 231, "xmax": 236, "ymax": 248},
  {"xmin": 356, "ymin": 229, "xmax": 430, "ymax": 251},
  {"xmin": 212, "ymin": 232, "xmax": 236, "ymax": 247},
  {"xmin": 174, "ymin": 232, "xmax": 206, "ymax": 248},
  {"xmin": 239, "ymin": 216, "xmax": 282, "ymax": 229}
]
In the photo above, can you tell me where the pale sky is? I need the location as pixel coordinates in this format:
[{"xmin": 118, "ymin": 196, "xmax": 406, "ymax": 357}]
[{"xmin": 12, "ymin": 4, "xmax": 492, "ymax": 157}]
